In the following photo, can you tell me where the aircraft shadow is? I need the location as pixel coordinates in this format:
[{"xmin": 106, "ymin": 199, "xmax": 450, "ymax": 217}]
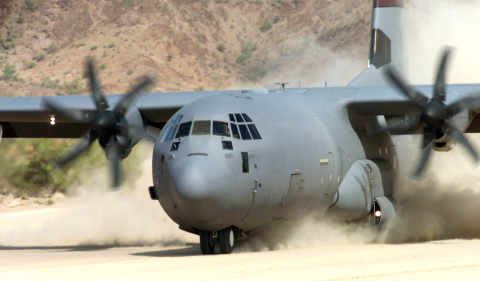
[
  {"xmin": 0, "ymin": 245, "xmax": 115, "ymax": 252},
  {"xmin": 131, "ymin": 243, "xmax": 201, "ymax": 257}
]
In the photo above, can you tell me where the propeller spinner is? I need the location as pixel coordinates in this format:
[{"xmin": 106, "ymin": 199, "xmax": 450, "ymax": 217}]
[
  {"xmin": 44, "ymin": 59, "xmax": 154, "ymax": 188},
  {"xmin": 372, "ymin": 48, "xmax": 480, "ymax": 179}
]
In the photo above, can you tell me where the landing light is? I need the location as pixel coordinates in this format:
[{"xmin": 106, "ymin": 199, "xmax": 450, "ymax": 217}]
[
  {"xmin": 50, "ymin": 117, "xmax": 56, "ymax": 125},
  {"xmin": 375, "ymin": 210, "xmax": 381, "ymax": 218}
]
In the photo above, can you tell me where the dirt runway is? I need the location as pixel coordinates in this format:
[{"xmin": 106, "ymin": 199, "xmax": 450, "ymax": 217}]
[{"xmin": 2, "ymin": 239, "xmax": 480, "ymax": 281}]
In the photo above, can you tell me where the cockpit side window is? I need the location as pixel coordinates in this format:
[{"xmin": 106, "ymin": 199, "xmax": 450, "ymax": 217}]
[
  {"xmin": 230, "ymin": 123, "xmax": 240, "ymax": 139},
  {"xmin": 238, "ymin": 124, "xmax": 252, "ymax": 140},
  {"xmin": 229, "ymin": 114, "xmax": 236, "ymax": 122},
  {"xmin": 191, "ymin": 120, "xmax": 211, "ymax": 135},
  {"xmin": 169, "ymin": 124, "xmax": 179, "ymax": 141},
  {"xmin": 175, "ymin": 122, "xmax": 192, "ymax": 138},
  {"xmin": 241, "ymin": 113, "xmax": 252, "ymax": 122},
  {"xmin": 213, "ymin": 121, "xmax": 231, "ymax": 137},
  {"xmin": 247, "ymin": 124, "xmax": 261, "ymax": 139},
  {"xmin": 234, "ymin": 113, "xmax": 244, "ymax": 123}
]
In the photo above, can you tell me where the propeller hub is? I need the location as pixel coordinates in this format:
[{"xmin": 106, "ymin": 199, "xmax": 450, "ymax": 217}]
[
  {"xmin": 422, "ymin": 101, "xmax": 447, "ymax": 128},
  {"xmin": 92, "ymin": 111, "xmax": 119, "ymax": 137}
]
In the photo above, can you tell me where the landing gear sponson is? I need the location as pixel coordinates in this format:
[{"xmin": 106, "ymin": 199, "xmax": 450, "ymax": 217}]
[{"xmin": 199, "ymin": 227, "xmax": 237, "ymax": 254}]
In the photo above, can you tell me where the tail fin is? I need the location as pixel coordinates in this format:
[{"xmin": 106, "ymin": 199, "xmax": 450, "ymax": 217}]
[{"xmin": 347, "ymin": 0, "xmax": 407, "ymax": 87}]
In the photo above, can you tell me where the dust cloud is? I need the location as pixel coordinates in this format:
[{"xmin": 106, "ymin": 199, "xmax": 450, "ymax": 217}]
[{"xmin": 0, "ymin": 143, "xmax": 197, "ymax": 247}]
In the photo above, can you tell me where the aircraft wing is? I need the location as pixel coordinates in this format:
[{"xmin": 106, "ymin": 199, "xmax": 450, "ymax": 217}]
[{"xmin": 0, "ymin": 91, "xmax": 223, "ymax": 138}]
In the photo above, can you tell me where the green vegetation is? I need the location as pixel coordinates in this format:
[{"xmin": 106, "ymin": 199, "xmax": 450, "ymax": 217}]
[
  {"xmin": 164, "ymin": 4, "xmax": 171, "ymax": 14},
  {"xmin": 36, "ymin": 52, "xmax": 45, "ymax": 61},
  {"xmin": 41, "ymin": 77, "xmax": 60, "ymax": 89},
  {"xmin": 77, "ymin": 42, "xmax": 86, "ymax": 48},
  {"xmin": 102, "ymin": 51, "xmax": 107, "ymax": 58},
  {"xmin": 16, "ymin": 14, "xmax": 25, "ymax": 24},
  {"xmin": 108, "ymin": 42, "xmax": 115, "ymax": 48},
  {"xmin": 82, "ymin": 70, "xmax": 89, "ymax": 79},
  {"xmin": 24, "ymin": 60, "xmax": 37, "ymax": 69},
  {"xmin": 126, "ymin": 67, "xmax": 134, "ymax": 75},
  {"xmin": 236, "ymin": 39, "xmax": 257, "ymax": 64},
  {"xmin": 121, "ymin": 0, "xmax": 137, "ymax": 8},
  {"xmin": 99, "ymin": 63, "xmax": 107, "ymax": 70},
  {"xmin": 33, "ymin": 32, "xmax": 39, "ymax": 39},
  {"xmin": 167, "ymin": 53, "xmax": 174, "ymax": 61},
  {"xmin": 1, "ymin": 63, "xmax": 19, "ymax": 81},
  {"xmin": 202, "ymin": 0, "xmax": 210, "ymax": 6},
  {"xmin": 273, "ymin": 14, "xmax": 281, "ymax": 24},
  {"xmin": 90, "ymin": 45, "xmax": 97, "ymax": 51},
  {"xmin": 326, "ymin": 26, "xmax": 340, "ymax": 39},
  {"xmin": 24, "ymin": 0, "xmax": 39, "ymax": 11},
  {"xmin": 216, "ymin": 43, "xmax": 225, "ymax": 52},
  {"xmin": 246, "ymin": 66, "xmax": 267, "ymax": 82},
  {"xmin": 254, "ymin": 0, "xmax": 263, "ymax": 5},
  {"xmin": 194, "ymin": 86, "xmax": 204, "ymax": 91},
  {"xmin": 41, "ymin": 77, "xmax": 84, "ymax": 94},
  {"xmin": 260, "ymin": 19, "xmax": 272, "ymax": 32},
  {"xmin": 0, "ymin": 32, "xmax": 17, "ymax": 50},
  {"xmin": 47, "ymin": 43, "xmax": 58, "ymax": 54}
]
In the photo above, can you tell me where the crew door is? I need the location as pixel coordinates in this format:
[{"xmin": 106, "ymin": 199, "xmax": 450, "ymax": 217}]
[{"xmin": 274, "ymin": 174, "xmax": 301, "ymax": 220}]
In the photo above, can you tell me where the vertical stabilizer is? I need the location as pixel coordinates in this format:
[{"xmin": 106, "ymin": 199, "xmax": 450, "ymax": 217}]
[{"xmin": 347, "ymin": 0, "xmax": 407, "ymax": 87}]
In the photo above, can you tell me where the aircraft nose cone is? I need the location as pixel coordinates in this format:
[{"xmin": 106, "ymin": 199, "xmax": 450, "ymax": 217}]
[{"xmin": 169, "ymin": 156, "xmax": 233, "ymax": 222}]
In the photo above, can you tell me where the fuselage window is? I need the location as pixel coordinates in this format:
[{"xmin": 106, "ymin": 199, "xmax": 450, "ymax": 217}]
[
  {"xmin": 169, "ymin": 124, "xmax": 179, "ymax": 141},
  {"xmin": 191, "ymin": 120, "xmax": 211, "ymax": 135},
  {"xmin": 175, "ymin": 122, "xmax": 192, "ymax": 138},
  {"xmin": 238, "ymin": 124, "xmax": 252, "ymax": 140},
  {"xmin": 241, "ymin": 152, "xmax": 249, "ymax": 173},
  {"xmin": 247, "ymin": 124, "xmax": 262, "ymax": 139},
  {"xmin": 234, "ymin": 113, "xmax": 244, "ymax": 123},
  {"xmin": 171, "ymin": 142, "xmax": 181, "ymax": 151},
  {"xmin": 242, "ymin": 113, "xmax": 252, "ymax": 122},
  {"xmin": 231, "ymin": 123, "xmax": 241, "ymax": 139},
  {"xmin": 229, "ymin": 114, "xmax": 236, "ymax": 122},
  {"xmin": 213, "ymin": 121, "xmax": 231, "ymax": 137},
  {"xmin": 222, "ymin": 141, "xmax": 233, "ymax": 150}
]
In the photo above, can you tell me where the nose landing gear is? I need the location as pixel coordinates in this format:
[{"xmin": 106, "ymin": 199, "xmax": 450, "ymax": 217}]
[{"xmin": 199, "ymin": 227, "xmax": 236, "ymax": 255}]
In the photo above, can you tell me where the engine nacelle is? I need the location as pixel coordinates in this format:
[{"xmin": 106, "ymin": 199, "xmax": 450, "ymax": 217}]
[{"xmin": 433, "ymin": 131, "xmax": 456, "ymax": 152}]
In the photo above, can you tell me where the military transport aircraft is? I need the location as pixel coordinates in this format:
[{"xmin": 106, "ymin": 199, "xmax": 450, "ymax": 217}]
[{"xmin": 1, "ymin": 0, "xmax": 479, "ymax": 254}]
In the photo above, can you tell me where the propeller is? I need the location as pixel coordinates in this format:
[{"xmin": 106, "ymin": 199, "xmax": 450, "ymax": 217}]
[
  {"xmin": 373, "ymin": 48, "xmax": 480, "ymax": 179},
  {"xmin": 44, "ymin": 59, "xmax": 154, "ymax": 188}
]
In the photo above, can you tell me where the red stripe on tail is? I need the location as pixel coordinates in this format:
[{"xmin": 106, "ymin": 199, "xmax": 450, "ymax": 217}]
[{"xmin": 373, "ymin": 0, "xmax": 404, "ymax": 8}]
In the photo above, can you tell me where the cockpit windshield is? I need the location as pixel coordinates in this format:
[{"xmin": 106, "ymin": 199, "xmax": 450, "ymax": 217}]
[
  {"xmin": 191, "ymin": 120, "xmax": 211, "ymax": 135},
  {"xmin": 213, "ymin": 121, "xmax": 230, "ymax": 137},
  {"xmin": 175, "ymin": 122, "xmax": 192, "ymax": 138}
]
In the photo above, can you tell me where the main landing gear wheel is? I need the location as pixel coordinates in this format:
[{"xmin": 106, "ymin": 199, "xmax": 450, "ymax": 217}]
[
  {"xmin": 219, "ymin": 228, "xmax": 234, "ymax": 254},
  {"xmin": 199, "ymin": 231, "xmax": 215, "ymax": 255}
]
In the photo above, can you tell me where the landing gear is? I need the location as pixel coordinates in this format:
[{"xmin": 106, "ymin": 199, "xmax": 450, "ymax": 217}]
[
  {"xmin": 219, "ymin": 227, "xmax": 234, "ymax": 254},
  {"xmin": 199, "ymin": 231, "xmax": 215, "ymax": 255}
]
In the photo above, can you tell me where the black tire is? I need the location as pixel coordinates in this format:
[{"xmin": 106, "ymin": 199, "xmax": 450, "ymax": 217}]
[
  {"xmin": 199, "ymin": 231, "xmax": 215, "ymax": 255},
  {"xmin": 219, "ymin": 228, "xmax": 234, "ymax": 254}
]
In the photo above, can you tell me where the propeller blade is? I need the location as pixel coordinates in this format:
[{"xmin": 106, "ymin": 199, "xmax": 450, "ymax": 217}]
[
  {"xmin": 409, "ymin": 141, "xmax": 433, "ymax": 180},
  {"xmin": 88, "ymin": 59, "xmax": 109, "ymax": 112},
  {"xmin": 446, "ymin": 93, "xmax": 480, "ymax": 117},
  {"xmin": 433, "ymin": 48, "xmax": 452, "ymax": 102},
  {"xmin": 117, "ymin": 124, "xmax": 146, "ymax": 139},
  {"xmin": 105, "ymin": 136, "xmax": 121, "ymax": 188},
  {"xmin": 385, "ymin": 67, "xmax": 429, "ymax": 108},
  {"xmin": 422, "ymin": 126, "xmax": 436, "ymax": 149},
  {"xmin": 112, "ymin": 76, "xmax": 154, "ymax": 119},
  {"xmin": 43, "ymin": 98, "xmax": 96, "ymax": 123},
  {"xmin": 367, "ymin": 113, "xmax": 421, "ymax": 136},
  {"xmin": 442, "ymin": 122, "xmax": 480, "ymax": 165},
  {"xmin": 56, "ymin": 130, "xmax": 98, "ymax": 168}
]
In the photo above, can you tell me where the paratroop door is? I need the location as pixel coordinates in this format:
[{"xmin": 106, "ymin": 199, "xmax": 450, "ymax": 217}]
[{"xmin": 274, "ymin": 174, "xmax": 301, "ymax": 220}]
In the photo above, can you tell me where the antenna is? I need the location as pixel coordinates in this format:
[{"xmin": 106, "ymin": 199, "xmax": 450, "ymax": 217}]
[{"xmin": 275, "ymin": 82, "xmax": 290, "ymax": 92}]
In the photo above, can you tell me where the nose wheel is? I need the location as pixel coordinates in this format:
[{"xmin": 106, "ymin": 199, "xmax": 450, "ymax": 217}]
[
  {"xmin": 219, "ymin": 227, "xmax": 234, "ymax": 254},
  {"xmin": 199, "ymin": 227, "xmax": 236, "ymax": 254},
  {"xmin": 199, "ymin": 231, "xmax": 215, "ymax": 255}
]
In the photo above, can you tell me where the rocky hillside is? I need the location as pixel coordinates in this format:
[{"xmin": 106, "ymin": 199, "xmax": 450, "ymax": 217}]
[{"xmin": 0, "ymin": 0, "xmax": 373, "ymax": 97}]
